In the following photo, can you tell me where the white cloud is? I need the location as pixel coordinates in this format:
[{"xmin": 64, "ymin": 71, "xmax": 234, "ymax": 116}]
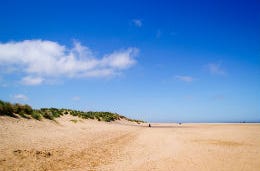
[
  {"xmin": 132, "ymin": 19, "xmax": 142, "ymax": 27},
  {"xmin": 13, "ymin": 94, "xmax": 28, "ymax": 101},
  {"xmin": 0, "ymin": 40, "xmax": 138, "ymax": 85},
  {"xmin": 206, "ymin": 63, "xmax": 225, "ymax": 75},
  {"xmin": 21, "ymin": 76, "xmax": 44, "ymax": 85},
  {"xmin": 101, "ymin": 48, "xmax": 137, "ymax": 69},
  {"xmin": 175, "ymin": 75, "xmax": 194, "ymax": 82}
]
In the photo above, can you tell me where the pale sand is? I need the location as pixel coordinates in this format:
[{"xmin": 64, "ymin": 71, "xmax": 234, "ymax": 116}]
[{"xmin": 0, "ymin": 115, "xmax": 260, "ymax": 171}]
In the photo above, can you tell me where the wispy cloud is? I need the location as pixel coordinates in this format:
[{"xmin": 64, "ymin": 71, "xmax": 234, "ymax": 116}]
[
  {"xmin": 175, "ymin": 75, "xmax": 194, "ymax": 82},
  {"xmin": 206, "ymin": 62, "xmax": 226, "ymax": 75},
  {"xmin": 13, "ymin": 94, "xmax": 28, "ymax": 101},
  {"xmin": 21, "ymin": 76, "xmax": 44, "ymax": 86},
  {"xmin": 132, "ymin": 19, "xmax": 142, "ymax": 27},
  {"xmin": 0, "ymin": 40, "xmax": 138, "ymax": 85}
]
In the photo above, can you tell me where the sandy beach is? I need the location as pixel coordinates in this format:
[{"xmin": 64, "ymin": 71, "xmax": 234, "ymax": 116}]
[{"xmin": 0, "ymin": 115, "xmax": 259, "ymax": 171}]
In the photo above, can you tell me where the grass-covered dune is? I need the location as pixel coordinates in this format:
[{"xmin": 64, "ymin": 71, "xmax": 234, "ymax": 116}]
[{"xmin": 0, "ymin": 100, "xmax": 144, "ymax": 123}]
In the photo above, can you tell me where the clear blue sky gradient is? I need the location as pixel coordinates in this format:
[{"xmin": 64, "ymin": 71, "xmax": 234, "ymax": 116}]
[{"xmin": 0, "ymin": 0, "xmax": 259, "ymax": 122}]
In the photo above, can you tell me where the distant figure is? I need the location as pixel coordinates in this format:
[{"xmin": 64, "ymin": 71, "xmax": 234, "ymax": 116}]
[
  {"xmin": 148, "ymin": 123, "xmax": 151, "ymax": 127},
  {"xmin": 179, "ymin": 122, "xmax": 182, "ymax": 125}
]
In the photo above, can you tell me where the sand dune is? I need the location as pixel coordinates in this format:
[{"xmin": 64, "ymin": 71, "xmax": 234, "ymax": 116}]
[{"xmin": 0, "ymin": 115, "xmax": 259, "ymax": 171}]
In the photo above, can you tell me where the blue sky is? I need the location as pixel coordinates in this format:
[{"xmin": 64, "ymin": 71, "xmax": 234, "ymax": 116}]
[{"xmin": 0, "ymin": 0, "xmax": 259, "ymax": 122}]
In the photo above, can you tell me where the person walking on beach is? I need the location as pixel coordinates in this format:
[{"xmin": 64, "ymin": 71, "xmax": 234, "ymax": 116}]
[{"xmin": 149, "ymin": 123, "xmax": 151, "ymax": 127}]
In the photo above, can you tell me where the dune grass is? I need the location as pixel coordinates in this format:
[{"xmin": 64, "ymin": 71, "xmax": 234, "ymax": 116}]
[{"xmin": 0, "ymin": 99, "xmax": 144, "ymax": 123}]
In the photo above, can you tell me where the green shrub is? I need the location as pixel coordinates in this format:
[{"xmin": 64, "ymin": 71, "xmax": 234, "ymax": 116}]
[
  {"xmin": 49, "ymin": 108, "xmax": 62, "ymax": 117},
  {"xmin": 13, "ymin": 103, "xmax": 33, "ymax": 117},
  {"xmin": 0, "ymin": 100, "xmax": 16, "ymax": 117},
  {"xmin": 31, "ymin": 111, "xmax": 42, "ymax": 120},
  {"xmin": 12, "ymin": 103, "xmax": 21, "ymax": 114},
  {"xmin": 42, "ymin": 111, "xmax": 54, "ymax": 120},
  {"xmin": 127, "ymin": 118, "xmax": 145, "ymax": 124},
  {"xmin": 23, "ymin": 104, "xmax": 33, "ymax": 114},
  {"xmin": 70, "ymin": 111, "xmax": 78, "ymax": 116},
  {"xmin": 18, "ymin": 112, "xmax": 31, "ymax": 119}
]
